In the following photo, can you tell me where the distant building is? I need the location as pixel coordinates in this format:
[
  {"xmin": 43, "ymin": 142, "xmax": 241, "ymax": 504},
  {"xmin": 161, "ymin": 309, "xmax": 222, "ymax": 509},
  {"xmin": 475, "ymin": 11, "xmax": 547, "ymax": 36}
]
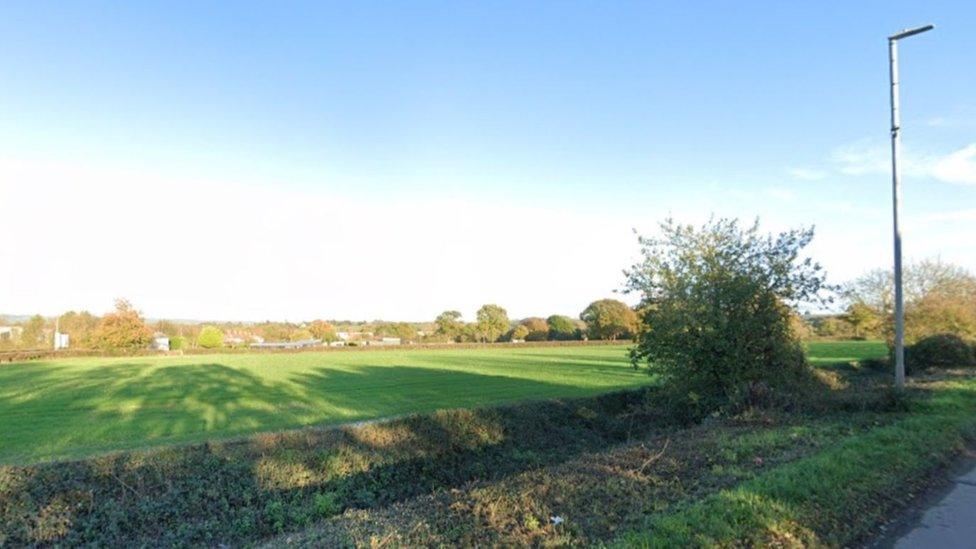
[
  {"xmin": 0, "ymin": 326, "xmax": 23, "ymax": 342},
  {"xmin": 151, "ymin": 334, "xmax": 170, "ymax": 351},
  {"xmin": 54, "ymin": 332, "xmax": 70, "ymax": 350},
  {"xmin": 250, "ymin": 338, "xmax": 321, "ymax": 350}
]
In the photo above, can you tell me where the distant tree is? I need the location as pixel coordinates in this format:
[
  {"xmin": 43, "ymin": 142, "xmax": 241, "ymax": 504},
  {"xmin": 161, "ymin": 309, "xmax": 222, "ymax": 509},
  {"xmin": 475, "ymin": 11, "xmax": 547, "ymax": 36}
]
[
  {"xmin": 153, "ymin": 319, "xmax": 181, "ymax": 338},
  {"xmin": 196, "ymin": 325, "xmax": 224, "ymax": 348},
  {"xmin": 580, "ymin": 299, "xmax": 637, "ymax": 341},
  {"xmin": 309, "ymin": 320, "xmax": 338, "ymax": 342},
  {"xmin": 376, "ymin": 322, "xmax": 415, "ymax": 342},
  {"xmin": 519, "ymin": 317, "xmax": 549, "ymax": 341},
  {"xmin": 813, "ymin": 316, "xmax": 850, "ymax": 339},
  {"xmin": 846, "ymin": 259, "xmax": 976, "ymax": 345},
  {"xmin": 91, "ymin": 300, "xmax": 154, "ymax": 350},
  {"xmin": 435, "ymin": 311, "xmax": 464, "ymax": 341},
  {"xmin": 475, "ymin": 304, "xmax": 509, "ymax": 343},
  {"xmin": 289, "ymin": 328, "xmax": 314, "ymax": 342},
  {"xmin": 546, "ymin": 315, "xmax": 578, "ymax": 341},
  {"xmin": 58, "ymin": 311, "xmax": 100, "ymax": 348},
  {"xmin": 511, "ymin": 324, "xmax": 530, "ymax": 341},
  {"xmin": 19, "ymin": 315, "xmax": 46, "ymax": 348},
  {"xmin": 844, "ymin": 302, "xmax": 881, "ymax": 339},
  {"xmin": 256, "ymin": 322, "xmax": 293, "ymax": 342}
]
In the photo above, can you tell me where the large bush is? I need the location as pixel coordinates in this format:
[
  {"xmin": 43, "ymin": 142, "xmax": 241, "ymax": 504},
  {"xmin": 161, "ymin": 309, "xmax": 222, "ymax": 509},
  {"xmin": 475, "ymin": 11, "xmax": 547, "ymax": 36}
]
[
  {"xmin": 197, "ymin": 326, "xmax": 224, "ymax": 349},
  {"xmin": 625, "ymin": 218, "xmax": 829, "ymax": 415},
  {"xmin": 906, "ymin": 333, "xmax": 975, "ymax": 372}
]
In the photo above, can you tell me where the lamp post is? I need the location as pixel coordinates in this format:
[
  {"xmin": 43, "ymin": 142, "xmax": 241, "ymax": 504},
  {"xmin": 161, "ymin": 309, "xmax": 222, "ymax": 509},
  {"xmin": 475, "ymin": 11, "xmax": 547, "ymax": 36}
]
[{"xmin": 888, "ymin": 24, "xmax": 933, "ymax": 389}]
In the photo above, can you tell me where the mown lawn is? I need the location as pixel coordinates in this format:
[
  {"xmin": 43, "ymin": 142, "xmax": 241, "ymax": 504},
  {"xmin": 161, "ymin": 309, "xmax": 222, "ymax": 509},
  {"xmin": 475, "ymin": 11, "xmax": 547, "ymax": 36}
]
[
  {"xmin": 0, "ymin": 341, "xmax": 885, "ymax": 464},
  {"xmin": 0, "ymin": 345, "xmax": 646, "ymax": 463}
]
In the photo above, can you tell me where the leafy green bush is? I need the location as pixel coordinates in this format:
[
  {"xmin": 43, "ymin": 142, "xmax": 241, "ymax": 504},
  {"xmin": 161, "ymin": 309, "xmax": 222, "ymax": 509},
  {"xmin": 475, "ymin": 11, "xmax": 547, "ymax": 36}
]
[
  {"xmin": 196, "ymin": 326, "xmax": 224, "ymax": 349},
  {"xmin": 625, "ymin": 218, "xmax": 830, "ymax": 416},
  {"xmin": 169, "ymin": 336, "xmax": 186, "ymax": 350},
  {"xmin": 906, "ymin": 333, "xmax": 975, "ymax": 372}
]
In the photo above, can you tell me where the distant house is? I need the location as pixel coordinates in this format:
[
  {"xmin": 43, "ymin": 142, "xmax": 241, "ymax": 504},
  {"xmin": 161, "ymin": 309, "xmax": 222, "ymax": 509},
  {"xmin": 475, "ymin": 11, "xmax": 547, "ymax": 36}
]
[
  {"xmin": 249, "ymin": 338, "xmax": 321, "ymax": 350},
  {"xmin": 0, "ymin": 326, "xmax": 23, "ymax": 342},
  {"xmin": 151, "ymin": 334, "xmax": 170, "ymax": 351}
]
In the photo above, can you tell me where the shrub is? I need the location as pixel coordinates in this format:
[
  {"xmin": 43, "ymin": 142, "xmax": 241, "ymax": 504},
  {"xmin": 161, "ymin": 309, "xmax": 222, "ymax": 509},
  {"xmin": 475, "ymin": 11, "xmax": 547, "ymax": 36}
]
[
  {"xmin": 625, "ymin": 218, "xmax": 830, "ymax": 416},
  {"xmin": 197, "ymin": 326, "xmax": 224, "ymax": 349},
  {"xmin": 905, "ymin": 333, "xmax": 976, "ymax": 372},
  {"xmin": 169, "ymin": 336, "xmax": 186, "ymax": 350}
]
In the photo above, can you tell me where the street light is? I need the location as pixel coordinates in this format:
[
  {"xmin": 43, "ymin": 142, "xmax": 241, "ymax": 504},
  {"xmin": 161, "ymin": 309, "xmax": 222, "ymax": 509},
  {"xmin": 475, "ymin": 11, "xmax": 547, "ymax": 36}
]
[{"xmin": 888, "ymin": 24, "xmax": 933, "ymax": 389}]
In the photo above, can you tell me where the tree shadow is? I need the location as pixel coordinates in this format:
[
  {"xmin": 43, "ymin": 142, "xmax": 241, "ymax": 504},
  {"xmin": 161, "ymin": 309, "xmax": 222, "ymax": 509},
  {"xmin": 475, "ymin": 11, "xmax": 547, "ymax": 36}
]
[{"xmin": 0, "ymin": 362, "xmax": 656, "ymax": 546}]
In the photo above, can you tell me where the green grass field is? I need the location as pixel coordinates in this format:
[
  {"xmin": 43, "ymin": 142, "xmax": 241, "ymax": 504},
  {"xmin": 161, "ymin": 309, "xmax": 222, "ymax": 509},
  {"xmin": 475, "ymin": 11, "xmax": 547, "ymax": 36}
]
[{"xmin": 0, "ymin": 341, "xmax": 886, "ymax": 464}]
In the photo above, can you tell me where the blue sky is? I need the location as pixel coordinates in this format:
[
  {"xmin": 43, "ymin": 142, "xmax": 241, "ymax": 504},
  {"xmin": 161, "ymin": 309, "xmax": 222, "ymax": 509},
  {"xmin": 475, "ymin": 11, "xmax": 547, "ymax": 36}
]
[{"xmin": 1, "ymin": 1, "xmax": 974, "ymax": 321}]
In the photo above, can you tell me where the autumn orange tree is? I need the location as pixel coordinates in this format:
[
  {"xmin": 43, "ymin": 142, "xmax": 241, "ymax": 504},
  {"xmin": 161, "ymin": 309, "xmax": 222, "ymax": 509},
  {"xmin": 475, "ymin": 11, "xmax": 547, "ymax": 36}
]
[{"xmin": 91, "ymin": 299, "xmax": 154, "ymax": 350}]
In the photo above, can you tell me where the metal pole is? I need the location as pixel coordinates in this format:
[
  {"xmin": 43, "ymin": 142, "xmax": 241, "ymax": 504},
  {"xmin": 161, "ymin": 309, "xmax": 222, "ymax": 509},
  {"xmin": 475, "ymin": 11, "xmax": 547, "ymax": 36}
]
[
  {"xmin": 887, "ymin": 24, "xmax": 933, "ymax": 389},
  {"xmin": 889, "ymin": 37, "xmax": 905, "ymax": 388}
]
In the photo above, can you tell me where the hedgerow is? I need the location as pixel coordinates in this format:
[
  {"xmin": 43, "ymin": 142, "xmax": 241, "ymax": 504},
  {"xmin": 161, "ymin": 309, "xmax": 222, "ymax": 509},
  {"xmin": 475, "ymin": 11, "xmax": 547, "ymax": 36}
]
[{"xmin": 0, "ymin": 389, "xmax": 653, "ymax": 546}]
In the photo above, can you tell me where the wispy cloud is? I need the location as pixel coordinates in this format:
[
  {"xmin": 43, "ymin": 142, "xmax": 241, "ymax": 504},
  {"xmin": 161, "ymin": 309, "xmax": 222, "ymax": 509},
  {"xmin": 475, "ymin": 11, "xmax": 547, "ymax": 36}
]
[
  {"xmin": 931, "ymin": 144, "xmax": 976, "ymax": 186},
  {"xmin": 824, "ymin": 139, "xmax": 976, "ymax": 186},
  {"xmin": 828, "ymin": 140, "xmax": 892, "ymax": 176},
  {"xmin": 787, "ymin": 167, "xmax": 827, "ymax": 181}
]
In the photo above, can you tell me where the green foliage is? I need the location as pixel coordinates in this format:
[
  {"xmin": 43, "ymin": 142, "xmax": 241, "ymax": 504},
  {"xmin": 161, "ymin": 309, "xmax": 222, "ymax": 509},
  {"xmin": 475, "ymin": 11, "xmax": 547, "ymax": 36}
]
[
  {"xmin": 475, "ymin": 304, "xmax": 509, "ymax": 343},
  {"xmin": 377, "ymin": 322, "xmax": 416, "ymax": 342},
  {"xmin": 313, "ymin": 491, "xmax": 341, "ymax": 518},
  {"xmin": 844, "ymin": 302, "xmax": 881, "ymax": 339},
  {"xmin": 618, "ymin": 379, "xmax": 976, "ymax": 547},
  {"xmin": 18, "ymin": 314, "xmax": 46, "ymax": 348},
  {"xmin": 90, "ymin": 300, "xmax": 154, "ymax": 350},
  {"xmin": 519, "ymin": 317, "xmax": 549, "ymax": 341},
  {"xmin": 580, "ymin": 299, "xmax": 636, "ymax": 341},
  {"xmin": 626, "ymin": 218, "xmax": 830, "ymax": 414},
  {"xmin": 510, "ymin": 324, "xmax": 530, "ymax": 341},
  {"xmin": 906, "ymin": 333, "xmax": 976, "ymax": 372},
  {"xmin": 846, "ymin": 259, "xmax": 976, "ymax": 346},
  {"xmin": 196, "ymin": 326, "xmax": 224, "ymax": 349},
  {"xmin": 59, "ymin": 311, "xmax": 100, "ymax": 348},
  {"xmin": 289, "ymin": 328, "xmax": 314, "ymax": 342},
  {"xmin": 435, "ymin": 311, "xmax": 464, "ymax": 341},
  {"xmin": 546, "ymin": 315, "xmax": 578, "ymax": 341},
  {"xmin": 169, "ymin": 336, "xmax": 186, "ymax": 350}
]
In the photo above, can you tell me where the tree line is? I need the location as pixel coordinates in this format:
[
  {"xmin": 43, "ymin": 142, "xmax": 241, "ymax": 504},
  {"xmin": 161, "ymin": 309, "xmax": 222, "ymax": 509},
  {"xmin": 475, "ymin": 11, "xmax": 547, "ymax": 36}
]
[{"xmin": 0, "ymin": 298, "xmax": 640, "ymax": 351}]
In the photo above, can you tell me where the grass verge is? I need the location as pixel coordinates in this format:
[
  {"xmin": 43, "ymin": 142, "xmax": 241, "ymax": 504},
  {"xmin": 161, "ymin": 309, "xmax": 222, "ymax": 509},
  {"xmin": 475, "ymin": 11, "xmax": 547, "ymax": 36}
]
[{"xmin": 617, "ymin": 376, "xmax": 976, "ymax": 547}]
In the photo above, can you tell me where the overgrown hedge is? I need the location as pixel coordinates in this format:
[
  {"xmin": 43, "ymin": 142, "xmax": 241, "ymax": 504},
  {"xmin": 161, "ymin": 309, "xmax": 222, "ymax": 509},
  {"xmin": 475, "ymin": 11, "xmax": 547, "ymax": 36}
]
[
  {"xmin": 616, "ymin": 378, "xmax": 976, "ymax": 547},
  {"xmin": 906, "ymin": 333, "xmax": 976, "ymax": 373},
  {"xmin": 0, "ymin": 389, "xmax": 651, "ymax": 546}
]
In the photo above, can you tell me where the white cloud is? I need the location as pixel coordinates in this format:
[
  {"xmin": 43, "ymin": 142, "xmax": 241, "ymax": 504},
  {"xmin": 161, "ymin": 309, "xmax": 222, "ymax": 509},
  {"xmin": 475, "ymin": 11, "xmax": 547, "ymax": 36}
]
[
  {"xmin": 0, "ymin": 155, "xmax": 642, "ymax": 321},
  {"xmin": 931, "ymin": 144, "xmax": 976, "ymax": 186},
  {"xmin": 826, "ymin": 139, "xmax": 976, "ymax": 186},
  {"xmin": 828, "ymin": 140, "xmax": 890, "ymax": 176},
  {"xmin": 787, "ymin": 168, "xmax": 826, "ymax": 181}
]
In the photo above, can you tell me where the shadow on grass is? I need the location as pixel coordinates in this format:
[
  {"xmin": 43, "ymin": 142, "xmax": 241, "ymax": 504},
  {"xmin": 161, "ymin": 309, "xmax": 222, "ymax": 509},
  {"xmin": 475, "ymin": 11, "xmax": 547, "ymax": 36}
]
[{"xmin": 0, "ymin": 361, "xmax": 657, "ymax": 546}]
